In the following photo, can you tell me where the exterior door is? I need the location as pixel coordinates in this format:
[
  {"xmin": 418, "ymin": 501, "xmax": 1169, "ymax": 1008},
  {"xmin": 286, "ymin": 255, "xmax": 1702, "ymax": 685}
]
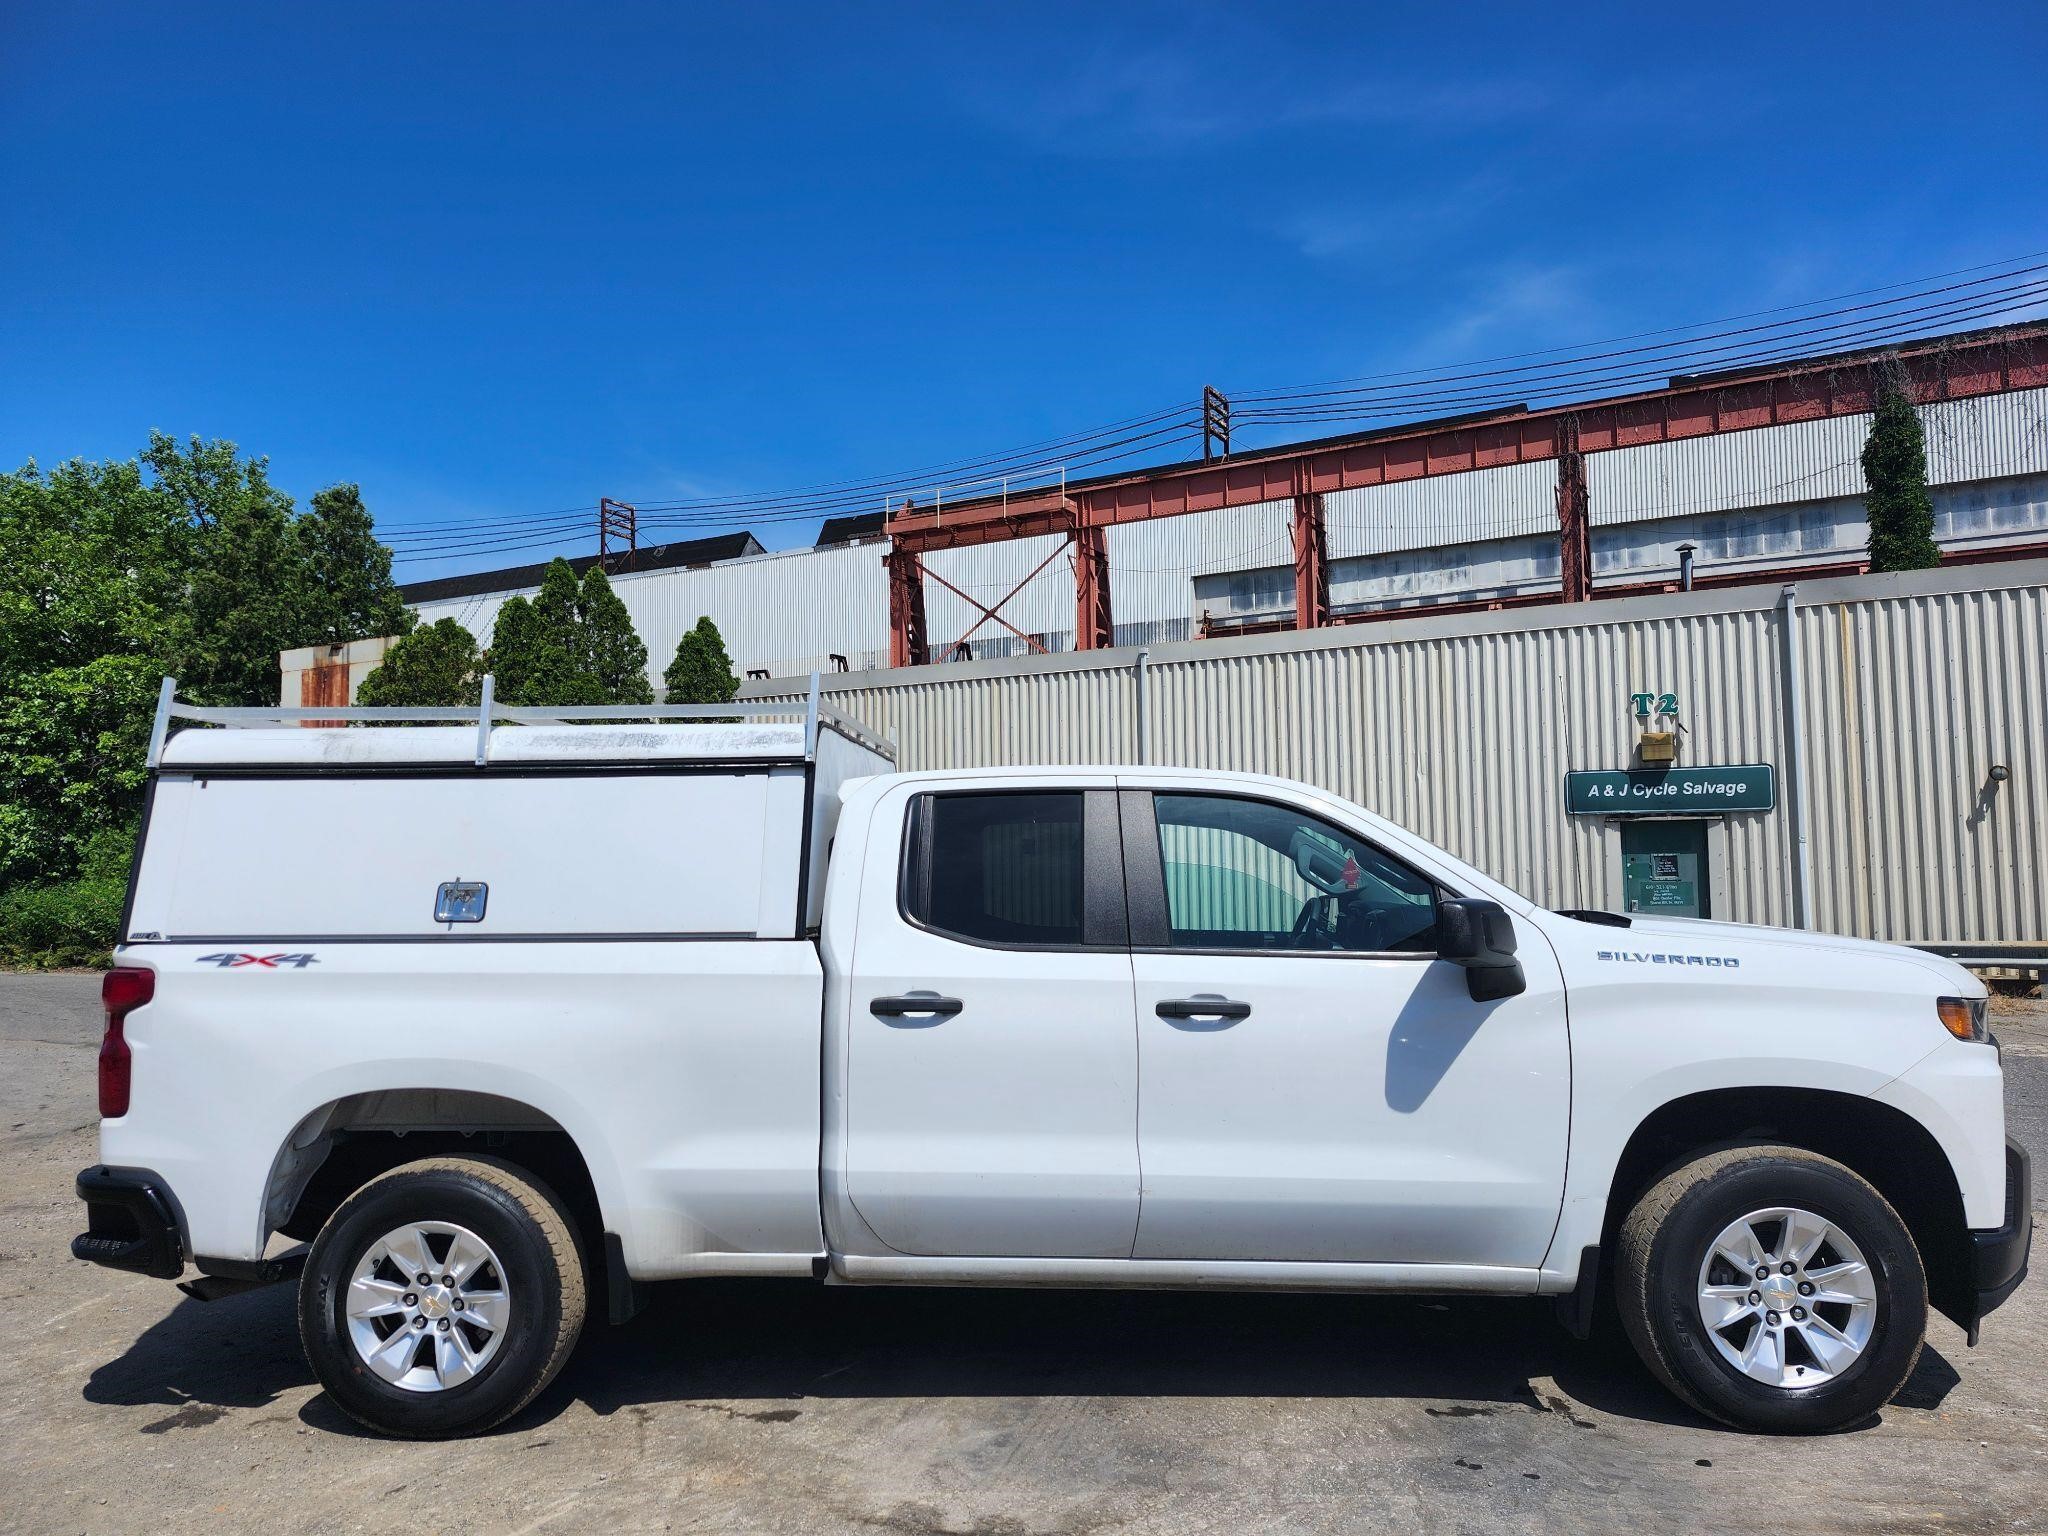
[
  {"xmin": 842, "ymin": 783, "xmax": 1140, "ymax": 1258},
  {"xmin": 1122, "ymin": 787, "xmax": 1571, "ymax": 1267},
  {"xmin": 1622, "ymin": 819, "xmax": 1710, "ymax": 917}
]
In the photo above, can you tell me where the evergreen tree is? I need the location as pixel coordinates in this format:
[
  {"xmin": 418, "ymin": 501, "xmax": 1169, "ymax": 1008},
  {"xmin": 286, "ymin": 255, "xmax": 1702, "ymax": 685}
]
[
  {"xmin": 356, "ymin": 618, "xmax": 483, "ymax": 709},
  {"xmin": 485, "ymin": 557, "xmax": 655, "ymax": 706},
  {"xmin": 1863, "ymin": 372, "xmax": 1940, "ymax": 572},
  {"xmin": 664, "ymin": 616, "xmax": 740, "ymax": 705},
  {"xmin": 296, "ymin": 483, "xmax": 414, "ymax": 644},
  {"xmin": 579, "ymin": 566, "xmax": 653, "ymax": 705},
  {"xmin": 484, "ymin": 593, "xmax": 555, "ymax": 705}
]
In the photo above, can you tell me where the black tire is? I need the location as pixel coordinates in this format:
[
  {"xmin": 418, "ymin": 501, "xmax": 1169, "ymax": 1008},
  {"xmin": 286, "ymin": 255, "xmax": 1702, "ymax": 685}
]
[
  {"xmin": 299, "ymin": 1156, "xmax": 587, "ymax": 1439},
  {"xmin": 1616, "ymin": 1144, "xmax": 1926, "ymax": 1434}
]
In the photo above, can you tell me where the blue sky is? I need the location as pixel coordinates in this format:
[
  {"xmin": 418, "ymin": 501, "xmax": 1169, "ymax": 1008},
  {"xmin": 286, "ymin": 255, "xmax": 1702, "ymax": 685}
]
[{"xmin": 5, "ymin": 3, "xmax": 2045, "ymax": 578}]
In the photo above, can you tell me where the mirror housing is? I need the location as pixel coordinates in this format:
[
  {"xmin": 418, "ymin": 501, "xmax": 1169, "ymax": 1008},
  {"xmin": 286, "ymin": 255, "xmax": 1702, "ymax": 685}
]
[{"xmin": 1436, "ymin": 898, "xmax": 1526, "ymax": 1001}]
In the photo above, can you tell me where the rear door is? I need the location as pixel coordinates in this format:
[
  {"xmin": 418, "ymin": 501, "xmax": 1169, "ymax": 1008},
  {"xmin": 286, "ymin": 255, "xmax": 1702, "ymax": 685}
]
[
  {"xmin": 840, "ymin": 780, "xmax": 1140, "ymax": 1258},
  {"xmin": 1122, "ymin": 785, "xmax": 1571, "ymax": 1267}
]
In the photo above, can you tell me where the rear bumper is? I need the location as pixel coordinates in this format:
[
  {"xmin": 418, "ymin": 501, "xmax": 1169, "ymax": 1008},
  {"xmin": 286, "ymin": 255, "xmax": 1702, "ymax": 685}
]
[
  {"xmin": 1963, "ymin": 1139, "xmax": 2032, "ymax": 1343},
  {"xmin": 72, "ymin": 1165, "xmax": 185, "ymax": 1279}
]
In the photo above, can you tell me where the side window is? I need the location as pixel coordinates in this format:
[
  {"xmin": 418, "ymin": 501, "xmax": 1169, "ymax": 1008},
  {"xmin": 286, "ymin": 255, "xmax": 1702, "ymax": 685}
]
[
  {"xmin": 906, "ymin": 791, "xmax": 1087, "ymax": 947},
  {"xmin": 1152, "ymin": 793, "xmax": 1440, "ymax": 954}
]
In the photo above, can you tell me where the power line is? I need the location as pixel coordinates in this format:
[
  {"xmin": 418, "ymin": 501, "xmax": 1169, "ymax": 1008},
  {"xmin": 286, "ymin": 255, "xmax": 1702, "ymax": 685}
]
[
  {"xmin": 1232, "ymin": 271, "xmax": 2048, "ymax": 420},
  {"xmin": 385, "ymin": 255, "xmax": 2048, "ymax": 568}
]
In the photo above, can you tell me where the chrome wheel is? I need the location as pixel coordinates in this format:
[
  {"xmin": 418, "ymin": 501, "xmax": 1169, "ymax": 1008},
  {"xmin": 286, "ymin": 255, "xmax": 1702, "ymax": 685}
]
[
  {"xmin": 1697, "ymin": 1206, "xmax": 1877, "ymax": 1388},
  {"xmin": 345, "ymin": 1221, "xmax": 511, "ymax": 1393}
]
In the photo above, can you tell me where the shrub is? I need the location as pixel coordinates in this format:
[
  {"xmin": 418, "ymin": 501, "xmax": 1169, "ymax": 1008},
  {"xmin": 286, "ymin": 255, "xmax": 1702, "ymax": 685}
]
[{"xmin": 0, "ymin": 876, "xmax": 126, "ymax": 969}]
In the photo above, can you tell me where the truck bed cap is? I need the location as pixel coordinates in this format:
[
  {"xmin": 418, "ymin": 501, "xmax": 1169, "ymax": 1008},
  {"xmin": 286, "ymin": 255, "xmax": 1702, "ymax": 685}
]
[{"xmin": 159, "ymin": 723, "xmax": 814, "ymax": 769}]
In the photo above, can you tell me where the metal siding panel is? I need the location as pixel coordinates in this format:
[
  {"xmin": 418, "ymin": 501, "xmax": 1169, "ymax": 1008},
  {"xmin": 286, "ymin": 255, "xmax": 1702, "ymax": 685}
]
[
  {"xmin": 1325, "ymin": 460, "xmax": 1557, "ymax": 560},
  {"xmin": 921, "ymin": 534, "xmax": 1075, "ymax": 656},
  {"xmin": 1107, "ymin": 501, "xmax": 1296, "ymax": 628},
  {"xmin": 1590, "ymin": 415, "xmax": 1870, "ymax": 528},
  {"xmin": 1589, "ymin": 388, "xmax": 2048, "ymax": 530},
  {"xmin": 409, "ymin": 543, "xmax": 892, "ymax": 684},
  {"xmin": 1921, "ymin": 387, "xmax": 2048, "ymax": 484},
  {"xmin": 1800, "ymin": 581, "xmax": 2046, "ymax": 945}
]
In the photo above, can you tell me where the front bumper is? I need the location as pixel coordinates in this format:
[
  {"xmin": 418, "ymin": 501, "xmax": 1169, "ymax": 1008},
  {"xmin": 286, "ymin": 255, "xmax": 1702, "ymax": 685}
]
[
  {"xmin": 1963, "ymin": 1139, "xmax": 2033, "ymax": 1344},
  {"xmin": 72, "ymin": 1165, "xmax": 185, "ymax": 1279}
]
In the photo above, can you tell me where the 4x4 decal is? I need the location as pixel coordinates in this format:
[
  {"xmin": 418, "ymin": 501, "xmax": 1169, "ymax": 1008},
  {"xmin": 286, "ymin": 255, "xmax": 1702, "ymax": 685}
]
[{"xmin": 194, "ymin": 952, "xmax": 320, "ymax": 969}]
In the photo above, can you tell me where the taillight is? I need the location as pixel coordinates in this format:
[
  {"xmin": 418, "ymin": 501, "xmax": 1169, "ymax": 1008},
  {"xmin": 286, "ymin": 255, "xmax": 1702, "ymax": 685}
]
[{"xmin": 99, "ymin": 966, "xmax": 154, "ymax": 1118}]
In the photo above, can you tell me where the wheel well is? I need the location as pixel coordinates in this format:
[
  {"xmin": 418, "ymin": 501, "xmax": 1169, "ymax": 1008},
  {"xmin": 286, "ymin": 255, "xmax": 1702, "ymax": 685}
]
[
  {"xmin": 267, "ymin": 1091, "xmax": 605, "ymax": 1279},
  {"xmin": 1602, "ymin": 1087, "xmax": 1972, "ymax": 1327}
]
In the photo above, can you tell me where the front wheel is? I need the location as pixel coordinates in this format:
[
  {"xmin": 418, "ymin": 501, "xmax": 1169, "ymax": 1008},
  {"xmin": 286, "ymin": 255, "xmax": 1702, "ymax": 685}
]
[
  {"xmin": 299, "ymin": 1157, "xmax": 587, "ymax": 1438},
  {"xmin": 1616, "ymin": 1145, "xmax": 1926, "ymax": 1433}
]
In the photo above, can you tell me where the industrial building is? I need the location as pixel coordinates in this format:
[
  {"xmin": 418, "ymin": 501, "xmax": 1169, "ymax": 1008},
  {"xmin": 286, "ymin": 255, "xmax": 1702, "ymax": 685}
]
[
  {"xmin": 389, "ymin": 323, "xmax": 2048, "ymax": 684},
  {"xmin": 274, "ymin": 322, "xmax": 2045, "ymax": 967}
]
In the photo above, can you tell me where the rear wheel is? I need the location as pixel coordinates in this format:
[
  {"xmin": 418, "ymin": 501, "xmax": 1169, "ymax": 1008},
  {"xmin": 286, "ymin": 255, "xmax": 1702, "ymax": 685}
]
[
  {"xmin": 1616, "ymin": 1145, "xmax": 1925, "ymax": 1433},
  {"xmin": 299, "ymin": 1157, "xmax": 586, "ymax": 1438}
]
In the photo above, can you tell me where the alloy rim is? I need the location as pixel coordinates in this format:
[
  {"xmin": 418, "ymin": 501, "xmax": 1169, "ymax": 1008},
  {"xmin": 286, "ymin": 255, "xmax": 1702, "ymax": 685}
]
[
  {"xmin": 344, "ymin": 1221, "xmax": 511, "ymax": 1393},
  {"xmin": 1695, "ymin": 1205, "xmax": 1877, "ymax": 1388}
]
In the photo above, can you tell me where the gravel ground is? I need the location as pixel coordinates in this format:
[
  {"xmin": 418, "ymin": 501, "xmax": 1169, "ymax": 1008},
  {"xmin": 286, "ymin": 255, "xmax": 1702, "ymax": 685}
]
[{"xmin": 2, "ymin": 973, "xmax": 2043, "ymax": 1536}]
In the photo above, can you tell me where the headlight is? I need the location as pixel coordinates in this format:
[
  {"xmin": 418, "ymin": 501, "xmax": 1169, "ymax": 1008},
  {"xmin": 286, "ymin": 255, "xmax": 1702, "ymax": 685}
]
[{"xmin": 1936, "ymin": 995, "xmax": 1988, "ymax": 1043}]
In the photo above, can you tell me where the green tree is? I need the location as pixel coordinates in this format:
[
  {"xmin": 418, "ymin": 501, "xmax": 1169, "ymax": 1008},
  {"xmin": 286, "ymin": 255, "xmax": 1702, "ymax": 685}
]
[
  {"xmin": 1863, "ymin": 372, "xmax": 1940, "ymax": 573},
  {"xmin": 664, "ymin": 616, "xmax": 740, "ymax": 705},
  {"xmin": 488, "ymin": 559, "xmax": 603, "ymax": 705},
  {"xmin": 144, "ymin": 432, "xmax": 307, "ymax": 705},
  {"xmin": 486, "ymin": 558, "xmax": 654, "ymax": 706},
  {"xmin": 1, "ymin": 437, "xmax": 414, "ymax": 888},
  {"xmin": 296, "ymin": 483, "xmax": 413, "ymax": 645},
  {"xmin": 356, "ymin": 618, "xmax": 483, "ymax": 709},
  {"xmin": 579, "ymin": 566, "xmax": 653, "ymax": 705},
  {"xmin": 0, "ymin": 457, "xmax": 192, "ymax": 884}
]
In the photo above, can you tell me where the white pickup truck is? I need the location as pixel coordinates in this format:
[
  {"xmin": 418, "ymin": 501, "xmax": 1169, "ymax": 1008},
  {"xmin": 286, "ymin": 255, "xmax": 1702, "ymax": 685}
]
[{"xmin": 75, "ymin": 682, "xmax": 2029, "ymax": 1439}]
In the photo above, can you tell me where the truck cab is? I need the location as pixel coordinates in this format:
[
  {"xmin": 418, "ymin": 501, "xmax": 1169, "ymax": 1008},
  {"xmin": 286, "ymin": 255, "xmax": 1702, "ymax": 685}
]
[{"xmin": 74, "ymin": 683, "xmax": 2030, "ymax": 1438}]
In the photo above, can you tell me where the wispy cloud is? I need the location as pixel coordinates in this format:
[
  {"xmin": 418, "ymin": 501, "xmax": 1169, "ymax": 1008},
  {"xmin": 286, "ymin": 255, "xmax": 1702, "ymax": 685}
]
[
  {"xmin": 964, "ymin": 31, "xmax": 1555, "ymax": 159},
  {"xmin": 1281, "ymin": 175, "xmax": 1512, "ymax": 262},
  {"xmin": 1405, "ymin": 262, "xmax": 1605, "ymax": 362}
]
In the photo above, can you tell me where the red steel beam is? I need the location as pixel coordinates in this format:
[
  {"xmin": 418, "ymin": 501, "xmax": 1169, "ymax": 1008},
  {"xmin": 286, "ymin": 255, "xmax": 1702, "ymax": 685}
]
[
  {"xmin": 885, "ymin": 545, "xmax": 929, "ymax": 668},
  {"xmin": 1074, "ymin": 524, "xmax": 1113, "ymax": 649},
  {"xmin": 1291, "ymin": 490, "xmax": 1329, "ymax": 630},
  {"xmin": 1554, "ymin": 417, "xmax": 1591, "ymax": 602},
  {"xmin": 887, "ymin": 324, "xmax": 2048, "ymax": 555}
]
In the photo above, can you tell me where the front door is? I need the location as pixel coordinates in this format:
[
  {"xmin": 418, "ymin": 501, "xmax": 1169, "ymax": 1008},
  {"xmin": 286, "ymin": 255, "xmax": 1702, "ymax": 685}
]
[
  {"xmin": 841, "ymin": 783, "xmax": 1140, "ymax": 1258},
  {"xmin": 1122, "ymin": 786, "xmax": 1571, "ymax": 1268},
  {"xmin": 1621, "ymin": 819, "xmax": 1710, "ymax": 918}
]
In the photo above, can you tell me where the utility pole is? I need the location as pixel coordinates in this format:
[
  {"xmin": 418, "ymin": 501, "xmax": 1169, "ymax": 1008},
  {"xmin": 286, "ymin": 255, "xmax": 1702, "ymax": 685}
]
[
  {"xmin": 599, "ymin": 498, "xmax": 638, "ymax": 571},
  {"xmin": 1202, "ymin": 385, "xmax": 1232, "ymax": 463}
]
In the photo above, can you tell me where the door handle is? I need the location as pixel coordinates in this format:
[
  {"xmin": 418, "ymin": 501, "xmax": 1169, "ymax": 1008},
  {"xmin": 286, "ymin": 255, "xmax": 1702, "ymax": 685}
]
[
  {"xmin": 870, "ymin": 992, "xmax": 964, "ymax": 1019},
  {"xmin": 1155, "ymin": 994, "xmax": 1251, "ymax": 1021}
]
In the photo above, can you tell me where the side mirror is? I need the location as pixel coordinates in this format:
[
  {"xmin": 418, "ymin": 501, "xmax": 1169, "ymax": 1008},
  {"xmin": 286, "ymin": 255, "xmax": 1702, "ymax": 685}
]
[{"xmin": 1436, "ymin": 897, "xmax": 1526, "ymax": 1001}]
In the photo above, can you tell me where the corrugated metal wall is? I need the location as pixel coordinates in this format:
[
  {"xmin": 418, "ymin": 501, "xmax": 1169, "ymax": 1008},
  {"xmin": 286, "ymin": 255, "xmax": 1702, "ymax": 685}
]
[
  {"xmin": 412, "ymin": 540, "xmax": 892, "ymax": 678},
  {"xmin": 922, "ymin": 532, "xmax": 1075, "ymax": 656},
  {"xmin": 1590, "ymin": 386, "xmax": 2048, "ymax": 528},
  {"xmin": 1797, "ymin": 579, "xmax": 2048, "ymax": 945},
  {"xmin": 1326, "ymin": 459, "xmax": 1558, "ymax": 558},
  {"xmin": 748, "ymin": 562, "xmax": 2048, "ymax": 949}
]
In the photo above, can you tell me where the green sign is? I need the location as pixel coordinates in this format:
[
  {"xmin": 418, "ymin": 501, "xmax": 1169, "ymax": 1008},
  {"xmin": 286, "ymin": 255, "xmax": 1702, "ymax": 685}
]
[{"xmin": 1565, "ymin": 764, "xmax": 1776, "ymax": 816}]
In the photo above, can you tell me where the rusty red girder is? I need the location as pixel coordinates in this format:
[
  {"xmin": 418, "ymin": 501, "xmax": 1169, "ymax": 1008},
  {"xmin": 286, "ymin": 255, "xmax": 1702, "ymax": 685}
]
[
  {"xmin": 1291, "ymin": 490, "xmax": 1329, "ymax": 630},
  {"xmin": 1553, "ymin": 418, "xmax": 1591, "ymax": 603},
  {"xmin": 1074, "ymin": 524, "xmax": 1113, "ymax": 649},
  {"xmin": 887, "ymin": 324, "xmax": 2048, "ymax": 555},
  {"xmin": 885, "ymin": 544, "xmax": 928, "ymax": 668}
]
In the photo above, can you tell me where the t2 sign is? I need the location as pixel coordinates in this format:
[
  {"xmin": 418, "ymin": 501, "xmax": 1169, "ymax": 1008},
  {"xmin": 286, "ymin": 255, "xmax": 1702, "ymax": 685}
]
[{"xmin": 1565, "ymin": 764, "xmax": 1776, "ymax": 815}]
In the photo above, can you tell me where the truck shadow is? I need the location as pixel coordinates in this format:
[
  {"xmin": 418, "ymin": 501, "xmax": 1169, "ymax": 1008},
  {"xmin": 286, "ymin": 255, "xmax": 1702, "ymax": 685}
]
[
  {"xmin": 82, "ymin": 1279, "xmax": 1962, "ymax": 1438},
  {"xmin": 548, "ymin": 1280, "xmax": 1962, "ymax": 1435}
]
